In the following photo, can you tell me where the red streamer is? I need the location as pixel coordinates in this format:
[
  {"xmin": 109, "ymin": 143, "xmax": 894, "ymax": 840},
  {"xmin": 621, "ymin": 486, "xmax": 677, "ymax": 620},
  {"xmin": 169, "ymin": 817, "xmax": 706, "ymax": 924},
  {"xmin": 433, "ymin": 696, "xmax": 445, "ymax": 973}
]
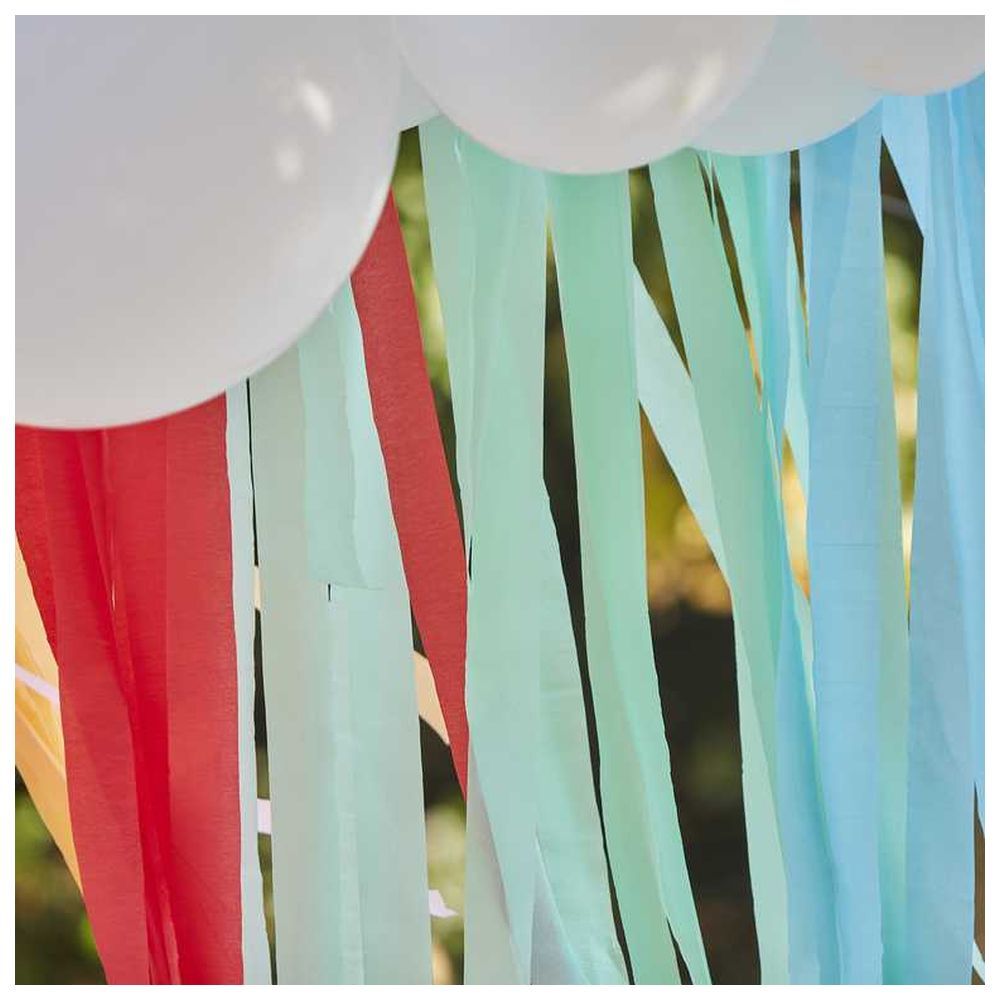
[
  {"xmin": 15, "ymin": 397, "xmax": 243, "ymax": 983},
  {"xmin": 352, "ymin": 194, "xmax": 470, "ymax": 794}
]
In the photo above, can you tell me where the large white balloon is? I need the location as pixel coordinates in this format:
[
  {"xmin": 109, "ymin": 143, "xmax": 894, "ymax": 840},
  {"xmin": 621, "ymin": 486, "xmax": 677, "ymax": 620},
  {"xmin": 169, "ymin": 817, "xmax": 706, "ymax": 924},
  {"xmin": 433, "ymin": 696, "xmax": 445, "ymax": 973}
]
[
  {"xmin": 819, "ymin": 16, "xmax": 984, "ymax": 96},
  {"xmin": 696, "ymin": 16, "xmax": 879, "ymax": 155},
  {"xmin": 396, "ymin": 65, "xmax": 439, "ymax": 131},
  {"xmin": 394, "ymin": 15, "xmax": 775, "ymax": 173},
  {"xmin": 17, "ymin": 16, "xmax": 400, "ymax": 428}
]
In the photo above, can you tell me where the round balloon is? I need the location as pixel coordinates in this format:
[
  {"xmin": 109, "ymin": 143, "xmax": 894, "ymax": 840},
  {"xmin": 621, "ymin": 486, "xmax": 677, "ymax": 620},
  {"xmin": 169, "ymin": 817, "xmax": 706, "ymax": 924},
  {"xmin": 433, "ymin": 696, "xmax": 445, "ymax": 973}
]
[
  {"xmin": 17, "ymin": 16, "xmax": 400, "ymax": 428},
  {"xmin": 394, "ymin": 15, "xmax": 775, "ymax": 173},
  {"xmin": 396, "ymin": 65, "xmax": 439, "ymax": 131},
  {"xmin": 696, "ymin": 16, "xmax": 879, "ymax": 155},
  {"xmin": 819, "ymin": 15, "xmax": 984, "ymax": 95}
]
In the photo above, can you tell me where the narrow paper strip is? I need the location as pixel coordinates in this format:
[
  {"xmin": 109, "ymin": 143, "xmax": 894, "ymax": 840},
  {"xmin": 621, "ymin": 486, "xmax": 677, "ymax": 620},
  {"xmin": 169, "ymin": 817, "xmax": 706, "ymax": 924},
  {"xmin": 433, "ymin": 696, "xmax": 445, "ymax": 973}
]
[
  {"xmin": 351, "ymin": 195, "xmax": 470, "ymax": 794},
  {"xmin": 799, "ymin": 109, "xmax": 910, "ymax": 984},
  {"xmin": 225, "ymin": 386, "xmax": 272, "ymax": 984},
  {"xmin": 548, "ymin": 170, "xmax": 708, "ymax": 985},
  {"xmin": 421, "ymin": 119, "xmax": 625, "ymax": 984},
  {"xmin": 903, "ymin": 93, "xmax": 978, "ymax": 985}
]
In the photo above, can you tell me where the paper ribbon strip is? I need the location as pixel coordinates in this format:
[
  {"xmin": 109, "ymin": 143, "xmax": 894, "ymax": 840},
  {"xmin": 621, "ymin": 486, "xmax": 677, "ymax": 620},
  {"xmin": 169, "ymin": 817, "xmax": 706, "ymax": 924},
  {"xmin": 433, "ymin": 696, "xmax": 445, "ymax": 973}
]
[
  {"xmin": 548, "ymin": 170, "xmax": 708, "ymax": 985},
  {"xmin": 900, "ymin": 93, "xmax": 979, "ymax": 985},
  {"xmin": 421, "ymin": 119, "xmax": 626, "ymax": 985},
  {"xmin": 351, "ymin": 194, "xmax": 470, "ymax": 794},
  {"xmin": 708, "ymin": 153, "xmax": 839, "ymax": 984},
  {"xmin": 16, "ymin": 402, "xmax": 247, "ymax": 984},
  {"xmin": 251, "ymin": 282, "xmax": 432, "ymax": 984},
  {"xmin": 225, "ymin": 387, "xmax": 272, "ymax": 984},
  {"xmin": 800, "ymin": 109, "xmax": 910, "ymax": 984}
]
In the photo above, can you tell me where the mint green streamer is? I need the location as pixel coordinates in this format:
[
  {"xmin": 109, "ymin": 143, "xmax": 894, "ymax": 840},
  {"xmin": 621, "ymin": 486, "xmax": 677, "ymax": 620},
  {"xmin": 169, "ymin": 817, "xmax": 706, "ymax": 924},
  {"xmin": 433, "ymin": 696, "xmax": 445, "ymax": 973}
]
[
  {"xmin": 249, "ymin": 294, "xmax": 431, "ymax": 984},
  {"xmin": 225, "ymin": 385, "xmax": 272, "ymax": 984},
  {"xmin": 420, "ymin": 118, "xmax": 625, "ymax": 984},
  {"xmin": 799, "ymin": 110, "xmax": 909, "ymax": 984},
  {"xmin": 649, "ymin": 151, "xmax": 791, "ymax": 983},
  {"xmin": 547, "ymin": 170, "xmax": 708, "ymax": 985}
]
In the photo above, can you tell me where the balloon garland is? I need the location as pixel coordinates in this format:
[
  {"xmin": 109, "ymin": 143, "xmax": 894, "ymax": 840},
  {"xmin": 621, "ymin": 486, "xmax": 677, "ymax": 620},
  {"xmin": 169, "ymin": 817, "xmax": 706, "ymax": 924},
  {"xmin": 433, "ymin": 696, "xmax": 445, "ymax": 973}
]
[{"xmin": 14, "ymin": 15, "xmax": 984, "ymax": 987}]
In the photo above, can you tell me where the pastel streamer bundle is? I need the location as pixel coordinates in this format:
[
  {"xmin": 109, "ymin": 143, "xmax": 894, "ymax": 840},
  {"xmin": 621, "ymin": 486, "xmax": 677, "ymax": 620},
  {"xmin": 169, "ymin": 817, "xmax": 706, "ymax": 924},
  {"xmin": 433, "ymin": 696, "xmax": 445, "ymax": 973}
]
[{"xmin": 15, "ymin": 77, "xmax": 983, "ymax": 985}]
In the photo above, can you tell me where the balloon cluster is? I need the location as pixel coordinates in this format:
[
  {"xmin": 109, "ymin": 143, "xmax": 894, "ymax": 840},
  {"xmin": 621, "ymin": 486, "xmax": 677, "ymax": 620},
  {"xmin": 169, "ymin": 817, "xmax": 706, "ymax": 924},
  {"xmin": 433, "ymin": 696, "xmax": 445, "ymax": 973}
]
[{"xmin": 16, "ymin": 15, "xmax": 983, "ymax": 428}]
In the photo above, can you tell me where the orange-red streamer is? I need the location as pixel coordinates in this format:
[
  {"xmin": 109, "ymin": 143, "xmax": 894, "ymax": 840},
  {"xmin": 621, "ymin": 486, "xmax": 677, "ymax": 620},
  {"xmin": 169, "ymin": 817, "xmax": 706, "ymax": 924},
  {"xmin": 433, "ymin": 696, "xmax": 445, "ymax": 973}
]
[
  {"xmin": 15, "ymin": 397, "xmax": 243, "ymax": 983},
  {"xmin": 352, "ymin": 195, "xmax": 470, "ymax": 793}
]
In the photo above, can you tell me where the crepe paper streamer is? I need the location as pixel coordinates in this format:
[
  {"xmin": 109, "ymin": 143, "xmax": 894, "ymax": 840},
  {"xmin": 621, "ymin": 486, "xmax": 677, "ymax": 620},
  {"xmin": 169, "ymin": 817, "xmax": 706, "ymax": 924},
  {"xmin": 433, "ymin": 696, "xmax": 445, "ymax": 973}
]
[
  {"xmin": 225, "ymin": 387, "xmax": 273, "ymax": 984},
  {"xmin": 884, "ymin": 83, "xmax": 985, "ymax": 828},
  {"xmin": 351, "ymin": 193, "xmax": 469, "ymax": 795},
  {"xmin": 297, "ymin": 310, "xmax": 364, "ymax": 587},
  {"xmin": 251, "ymin": 286, "xmax": 433, "ymax": 984},
  {"xmin": 547, "ymin": 170, "xmax": 708, "ymax": 986},
  {"xmin": 634, "ymin": 247, "xmax": 837, "ymax": 985},
  {"xmin": 102, "ymin": 399, "xmax": 245, "ymax": 984},
  {"xmin": 15, "ymin": 545, "xmax": 80, "ymax": 886},
  {"xmin": 799, "ymin": 109, "xmax": 910, "ymax": 984},
  {"xmin": 902, "ymin": 94, "xmax": 979, "ymax": 985},
  {"xmin": 414, "ymin": 650, "xmax": 450, "ymax": 746},
  {"xmin": 710, "ymin": 156, "xmax": 841, "ymax": 983},
  {"xmin": 16, "ymin": 426, "xmax": 166, "ymax": 984},
  {"xmin": 648, "ymin": 150, "xmax": 790, "ymax": 982},
  {"xmin": 421, "ymin": 119, "xmax": 625, "ymax": 984},
  {"xmin": 947, "ymin": 77, "xmax": 984, "ymax": 825}
]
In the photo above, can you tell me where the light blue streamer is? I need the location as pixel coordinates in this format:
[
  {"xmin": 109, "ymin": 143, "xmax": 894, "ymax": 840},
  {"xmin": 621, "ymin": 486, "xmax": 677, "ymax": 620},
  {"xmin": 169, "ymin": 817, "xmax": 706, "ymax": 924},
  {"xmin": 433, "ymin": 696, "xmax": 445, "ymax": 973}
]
[
  {"xmin": 225, "ymin": 385, "xmax": 272, "ymax": 984},
  {"xmin": 548, "ymin": 170, "xmax": 708, "ymax": 985},
  {"xmin": 420, "ymin": 119, "xmax": 625, "ymax": 985},
  {"xmin": 799, "ymin": 109, "xmax": 910, "ymax": 984},
  {"xmin": 711, "ymin": 157, "xmax": 838, "ymax": 983},
  {"xmin": 904, "ymin": 93, "xmax": 979, "ymax": 985}
]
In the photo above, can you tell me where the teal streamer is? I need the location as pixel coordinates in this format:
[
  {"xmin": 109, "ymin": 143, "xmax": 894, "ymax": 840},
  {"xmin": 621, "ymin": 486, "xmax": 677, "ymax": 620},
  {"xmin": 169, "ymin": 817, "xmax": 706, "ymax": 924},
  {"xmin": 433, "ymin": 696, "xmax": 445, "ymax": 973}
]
[
  {"xmin": 649, "ymin": 150, "xmax": 789, "ymax": 983},
  {"xmin": 547, "ymin": 170, "xmax": 708, "ymax": 985},
  {"xmin": 249, "ymin": 293, "xmax": 431, "ymax": 984},
  {"xmin": 420, "ymin": 118, "xmax": 625, "ymax": 984},
  {"xmin": 711, "ymin": 156, "xmax": 839, "ymax": 983},
  {"xmin": 904, "ymin": 93, "xmax": 978, "ymax": 984},
  {"xmin": 225, "ymin": 385, "xmax": 272, "ymax": 984},
  {"xmin": 799, "ymin": 109, "xmax": 910, "ymax": 984}
]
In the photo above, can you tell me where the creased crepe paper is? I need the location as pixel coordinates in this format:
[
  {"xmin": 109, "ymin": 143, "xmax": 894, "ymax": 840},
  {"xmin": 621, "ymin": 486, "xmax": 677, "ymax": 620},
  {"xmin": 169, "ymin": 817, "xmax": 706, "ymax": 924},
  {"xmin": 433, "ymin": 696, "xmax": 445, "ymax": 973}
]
[
  {"xmin": 225, "ymin": 387, "xmax": 272, "ymax": 984},
  {"xmin": 800, "ymin": 110, "xmax": 910, "ymax": 984},
  {"xmin": 903, "ymin": 94, "xmax": 978, "ymax": 985},
  {"xmin": 651, "ymin": 152, "xmax": 782, "ymax": 984},
  {"xmin": 421, "ymin": 119, "xmax": 625, "ymax": 984},
  {"xmin": 250, "ymin": 347, "xmax": 365, "ymax": 984},
  {"xmin": 104, "ymin": 399, "xmax": 245, "ymax": 984},
  {"xmin": 547, "ymin": 170, "xmax": 708, "ymax": 985},
  {"xmin": 709, "ymin": 157, "xmax": 839, "ymax": 984},
  {"xmin": 884, "ymin": 81, "xmax": 984, "ymax": 829},
  {"xmin": 297, "ymin": 312, "xmax": 364, "ymax": 587},
  {"xmin": 251, "ymin": 286, "xmax": 433, "ymax": 984},
  {"xmin": 422, "ymin": 122, "xmax": 539, "ymax": 985},
  {"xmin": 12, "ymin": 653, "xmax": 454, "ymax": 924},
  {"xmin": 16, "ymin": 427, "xmax": 162, "ymax": 984},
  {"xmin": 15, "ymin": 544, "xmax": 80, "ymax": 886},
  {"xmin": 351, "ymin": 194, "xmax": 470, "ymax": 795},
  {"xmin": 323, "ymin": 287, "xmax": 433, "ymax": 983}
]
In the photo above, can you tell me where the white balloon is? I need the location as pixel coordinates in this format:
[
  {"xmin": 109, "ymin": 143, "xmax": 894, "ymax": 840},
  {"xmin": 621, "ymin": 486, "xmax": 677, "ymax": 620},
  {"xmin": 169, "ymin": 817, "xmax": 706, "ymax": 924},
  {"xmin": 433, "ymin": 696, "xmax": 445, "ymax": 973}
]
[
  {"xmin": 696, "ymin": 17, "xmax": 879, "ymax": 155},
  {"xmin": 819, "ymin": 15, "xmax": 984, "ymax": 96},
  {"xmin": 396, "ymin": 65, "xmax": 439, "ymax": 131},
  {"xmin": 17, "ymin": 16, "xmax": 400, "ymax": 428},
  {"xmin": 395, "ymin": 15, "xmax": 775, "ymax": 173}
]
